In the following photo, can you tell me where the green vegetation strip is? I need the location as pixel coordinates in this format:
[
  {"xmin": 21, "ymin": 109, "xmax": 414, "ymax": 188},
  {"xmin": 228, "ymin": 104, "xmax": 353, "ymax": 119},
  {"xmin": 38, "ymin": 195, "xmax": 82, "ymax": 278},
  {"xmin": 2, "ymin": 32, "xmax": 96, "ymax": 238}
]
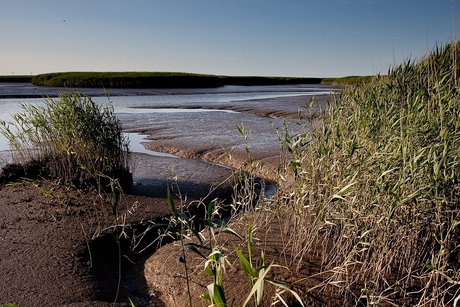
[
  {"xmin": 0, "ymin": 75, "xmax": 33, "ymax": 82},
  {"xmin": 321, "ymin": 75, "xmax": 374, "ymax": 85},
  {"xmin": 0, "ymin": 72, "xmax": 373, "ymax": 88},
  {"xmin": 32, "ymin": 72, "xmax": 221, "ymax": 88},
  {"xmin": 28, "ymin": 72, "xmax": 323, "ymax": 88},
  {"xmin": 0, "ymin": 72, "xmax": 375, "ymax": 87}
]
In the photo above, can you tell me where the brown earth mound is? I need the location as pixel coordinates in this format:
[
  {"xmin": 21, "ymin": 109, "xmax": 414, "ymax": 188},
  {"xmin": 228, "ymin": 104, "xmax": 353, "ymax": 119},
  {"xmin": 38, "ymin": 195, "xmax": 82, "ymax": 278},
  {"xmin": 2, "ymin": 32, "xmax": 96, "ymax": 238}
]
[
  {"xmin": 0, "ymin": 94, "xmax": 349, "ymax": 307},
  {"xmin": 0, "ymin": 153, "xmax": 234, "ymax": 307}
]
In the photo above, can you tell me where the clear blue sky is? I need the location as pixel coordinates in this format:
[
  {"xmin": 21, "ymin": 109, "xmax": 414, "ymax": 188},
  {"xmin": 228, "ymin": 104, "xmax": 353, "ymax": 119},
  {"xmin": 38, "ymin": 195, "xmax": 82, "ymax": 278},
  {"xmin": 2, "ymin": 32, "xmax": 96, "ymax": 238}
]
[{"xmin": 0, "ymin": 0, "xmax": 458, "ymax": 77}]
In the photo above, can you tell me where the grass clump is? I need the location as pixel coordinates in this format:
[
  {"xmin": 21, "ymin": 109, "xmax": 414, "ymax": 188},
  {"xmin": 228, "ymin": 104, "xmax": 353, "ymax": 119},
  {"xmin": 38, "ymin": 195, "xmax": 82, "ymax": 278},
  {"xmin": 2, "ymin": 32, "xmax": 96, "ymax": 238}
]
[
  {"xmin": 278, "ymin": 41, "xmax": 460, "ymax": 305},
  {"xmin": 321, "ymin": 75, "xmax": 374, "ymax": 86},
  {"xmin": 0, "ymin": 92, "xmax": 132, "ymax": 191}
]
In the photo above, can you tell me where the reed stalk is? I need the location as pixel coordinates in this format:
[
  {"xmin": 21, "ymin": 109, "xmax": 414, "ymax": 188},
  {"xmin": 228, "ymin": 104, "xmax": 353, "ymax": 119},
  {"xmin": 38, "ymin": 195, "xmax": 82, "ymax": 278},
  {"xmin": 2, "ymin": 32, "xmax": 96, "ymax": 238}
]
[
  {"xmin": 277, "ymin": 41, "xmax": 460, "ymax": 305},
  {"xmin": 0, "ymin": 91, "xmax": 132, "ymax": 190}
]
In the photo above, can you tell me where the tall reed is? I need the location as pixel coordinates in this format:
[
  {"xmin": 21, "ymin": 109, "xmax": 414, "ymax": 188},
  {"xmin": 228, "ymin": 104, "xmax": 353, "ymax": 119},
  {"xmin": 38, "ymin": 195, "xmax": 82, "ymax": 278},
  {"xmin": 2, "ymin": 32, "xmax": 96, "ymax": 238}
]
[
  {"xmin": 278, "ymin": 41, "xmax": 460, "ymax": 305},
  {"xmin": 0, "ymin": 92, "xmax": 132, "ymax": 190}
]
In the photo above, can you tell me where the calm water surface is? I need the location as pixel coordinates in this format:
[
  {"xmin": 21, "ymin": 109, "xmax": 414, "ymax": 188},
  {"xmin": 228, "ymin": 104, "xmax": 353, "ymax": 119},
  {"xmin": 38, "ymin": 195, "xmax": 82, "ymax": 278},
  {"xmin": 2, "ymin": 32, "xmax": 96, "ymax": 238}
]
[{"xmin": 0, "ymin": 83, "xmax": 336, "ymax": 152}]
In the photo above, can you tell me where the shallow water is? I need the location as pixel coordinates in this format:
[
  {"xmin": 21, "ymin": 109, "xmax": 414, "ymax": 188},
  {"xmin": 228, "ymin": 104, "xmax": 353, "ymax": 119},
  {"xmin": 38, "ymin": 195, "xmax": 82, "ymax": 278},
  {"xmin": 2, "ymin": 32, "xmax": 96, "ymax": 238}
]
[
  {"xmin": 0, "ymin": 83, "xmax": 336, "ymax": 152},
  {"xmin": 0, "ymin": 83, "xmax": 333, "ymax": 117},
  {"xmin": 125, "ymin": 132, "xmax": 178, "ymax": 158}
]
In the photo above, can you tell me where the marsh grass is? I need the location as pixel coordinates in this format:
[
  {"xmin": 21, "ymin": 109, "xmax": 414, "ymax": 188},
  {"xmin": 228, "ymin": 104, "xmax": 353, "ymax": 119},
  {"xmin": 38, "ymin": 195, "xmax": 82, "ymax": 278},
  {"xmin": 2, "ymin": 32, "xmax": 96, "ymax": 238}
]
[
  {"xmin": 32, "ymin": 72, "xmax": 222, "ymax": 88},
  {"xmin": 31, "ymin": 71, "xmax": 322, "ymax": 88},
  {"xmin": 277, "ymin": 41, "xmax": 460, "ymax": 305},
  {"xmin": 0, "ymin": 75, "xmax": 33, "ymax": 82},
  {"xmin": 165, "ymin": 182, "xmax": 304, "ymax": 307},
  {"xmin": 0, "ymin": 91, "xmax": 132, "ymax": 191},
  {"xmin": 321, "ymin": 75, "xmax": 374, "ymax": 86}
]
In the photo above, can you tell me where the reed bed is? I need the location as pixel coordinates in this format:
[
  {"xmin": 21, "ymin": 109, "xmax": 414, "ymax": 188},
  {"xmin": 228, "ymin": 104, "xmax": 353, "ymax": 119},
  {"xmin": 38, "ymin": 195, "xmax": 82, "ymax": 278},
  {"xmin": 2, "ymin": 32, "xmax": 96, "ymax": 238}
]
[
  {"xmin": 0, "ymin": 92, "xmax": 132, "ymax": 190},
  {"xmin": 32, "ymin": 72, "xmax": 222, "ymax": 88},
  {"xmin": 30, "ymin": 71, "xmax": 322, "ymax": 88},
  {"xmin": 218, "ymin": 75, "xmax": 322, "ymax": 86},
  {"xmin": 0, "ymin": 75, "xmax": 33, "ymax": 82},
  {"xmin": 277, "ymin": 41, "xmax": 460, "ymax": 305},
  {"xmin": 321, "ymin": 75, "xmax": 374, "ymax": 86}
]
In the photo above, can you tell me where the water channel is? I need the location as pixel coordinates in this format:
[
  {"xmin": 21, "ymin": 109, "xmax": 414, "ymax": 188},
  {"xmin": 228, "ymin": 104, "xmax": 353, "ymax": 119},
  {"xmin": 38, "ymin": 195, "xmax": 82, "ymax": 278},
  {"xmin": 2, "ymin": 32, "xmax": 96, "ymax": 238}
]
[{"xmin": 0, "ymin": 83, "xmax": 336, "ymax": 155}]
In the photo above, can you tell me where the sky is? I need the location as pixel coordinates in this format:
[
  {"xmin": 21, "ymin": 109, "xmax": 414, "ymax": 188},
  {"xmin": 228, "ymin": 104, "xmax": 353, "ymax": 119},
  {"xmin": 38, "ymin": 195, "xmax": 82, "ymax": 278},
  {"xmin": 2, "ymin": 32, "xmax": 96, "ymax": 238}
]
[{"xmin": 0, "ymin": 0, "xmax": 459, "ymax": 78}]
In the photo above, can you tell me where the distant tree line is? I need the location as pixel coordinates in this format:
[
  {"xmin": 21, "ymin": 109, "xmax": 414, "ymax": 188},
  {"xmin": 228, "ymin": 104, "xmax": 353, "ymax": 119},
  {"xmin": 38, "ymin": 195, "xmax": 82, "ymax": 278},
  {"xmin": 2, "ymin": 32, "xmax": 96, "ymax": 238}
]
[
  {"xmin": 29, "ymin": 72, "xmax": 324, "ymax": 88},
  {"xmin": 0, "ymin": 71, "xmax": 374, "ymax": 87}
]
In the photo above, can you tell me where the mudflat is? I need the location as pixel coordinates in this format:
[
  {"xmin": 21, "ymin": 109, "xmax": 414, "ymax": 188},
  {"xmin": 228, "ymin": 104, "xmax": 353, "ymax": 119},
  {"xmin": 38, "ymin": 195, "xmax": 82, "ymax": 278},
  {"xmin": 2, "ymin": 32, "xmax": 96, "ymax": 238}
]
[
  {"xmin": 0, "ymin": 93, "xmax": 337, "ymax": 306},
  {"xmin": 0, "ymin": 152, "xmax": 234, "ymax": 307}
]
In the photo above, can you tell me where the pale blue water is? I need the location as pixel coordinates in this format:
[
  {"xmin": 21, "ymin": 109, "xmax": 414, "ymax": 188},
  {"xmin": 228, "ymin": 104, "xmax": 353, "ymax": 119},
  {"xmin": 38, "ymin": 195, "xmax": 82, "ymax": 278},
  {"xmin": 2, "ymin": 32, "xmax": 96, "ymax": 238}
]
[
  {"xmin": 0, "ymin": 84, "xmax": 335, "ymax": 152},
  {"xmin": 125, "ymin": 132, "xmax": 178, "ymax": 157}
]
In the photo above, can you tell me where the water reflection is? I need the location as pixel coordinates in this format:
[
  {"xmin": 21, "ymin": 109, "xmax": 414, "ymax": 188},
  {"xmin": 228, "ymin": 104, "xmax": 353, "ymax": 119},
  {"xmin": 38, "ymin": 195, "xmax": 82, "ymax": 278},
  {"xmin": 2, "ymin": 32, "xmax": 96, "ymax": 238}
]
[
  {"xmin": 0, "ymin": 84, "xmax": 336, "ymax": 153},
  {"xmin": 125, "ymin": 132, "xmax": 178, "ymax": 157}
]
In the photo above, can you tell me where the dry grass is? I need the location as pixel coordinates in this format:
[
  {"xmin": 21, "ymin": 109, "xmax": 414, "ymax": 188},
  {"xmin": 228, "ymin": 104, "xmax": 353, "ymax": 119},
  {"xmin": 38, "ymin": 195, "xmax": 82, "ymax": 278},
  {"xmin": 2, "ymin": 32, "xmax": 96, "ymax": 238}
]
[{"xmin": 274, "ymin": 41, "xmax": 460, "ymax": 306}]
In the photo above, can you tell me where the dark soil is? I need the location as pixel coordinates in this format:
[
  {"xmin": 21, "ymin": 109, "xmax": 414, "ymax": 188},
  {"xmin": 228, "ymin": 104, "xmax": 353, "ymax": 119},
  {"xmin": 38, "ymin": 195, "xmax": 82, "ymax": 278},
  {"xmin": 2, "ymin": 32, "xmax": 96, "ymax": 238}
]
[
  {"xmin": 0, "ymin": 153, "xmax": 234, "ymax": 307},
  {"xmin": 0, "ymin": 151, "xmax": 353, "ymax": 307},
  {"xmin": 0, "ymin": 180, "xmax": 350, "ymax": 307},
  {"xmin": 144, "ymin": 210, "xmax": 352, "ymax": 307},
  {"xmin": 0, "ymin": 93, "xmax": 347, "ymax": 307}
]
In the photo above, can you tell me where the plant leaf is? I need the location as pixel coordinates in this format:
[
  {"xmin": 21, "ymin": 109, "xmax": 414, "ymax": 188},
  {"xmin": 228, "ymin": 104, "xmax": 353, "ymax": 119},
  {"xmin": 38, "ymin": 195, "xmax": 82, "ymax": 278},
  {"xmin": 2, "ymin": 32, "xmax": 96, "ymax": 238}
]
[
  {"xmin": 201, "ymin": 293, "xmax": 212, "ymax": 303},
  {"xmin": 167, "ymin": 186, "xmax": 177, "ymax": 217},
  {"xmin": 242, "ymin": 262, "xmax": 273, "ymax": 307},
  {"xmin": 265, "ymin": 279, "xmax": 305, "ymax": 307},
  {"xmin": 217, "ymin": 227, "xmax": 243, "ymax": 240},
  {"xmin": 233, "ymin": 244, "xmax": 256, "ymax": 277},
  {"xmin": 128, "ymin": 297, "xmax": 136, "ymax": 307},
  {"xmin": 204, "ymin": 266, "xmax": 214, "ymax": 276},
  {"xmin": 182, "ymin": 243, "xmax": 208, "ymax": 259},
  {"xmin": 206, "ymin": 283, "xmax": 227, "ymax": 307}
]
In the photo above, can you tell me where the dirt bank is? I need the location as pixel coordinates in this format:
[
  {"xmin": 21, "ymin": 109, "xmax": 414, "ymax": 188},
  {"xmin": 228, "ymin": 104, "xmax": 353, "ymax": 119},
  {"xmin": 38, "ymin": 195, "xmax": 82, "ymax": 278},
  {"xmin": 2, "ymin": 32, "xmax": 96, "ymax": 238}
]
[
  {"xmin": 0, "ymin": 94, "xmax": 334, "ymax": 306},
  {"xmin": 0, "ymin": 153, "xmax": 234, "ymax": 307}
]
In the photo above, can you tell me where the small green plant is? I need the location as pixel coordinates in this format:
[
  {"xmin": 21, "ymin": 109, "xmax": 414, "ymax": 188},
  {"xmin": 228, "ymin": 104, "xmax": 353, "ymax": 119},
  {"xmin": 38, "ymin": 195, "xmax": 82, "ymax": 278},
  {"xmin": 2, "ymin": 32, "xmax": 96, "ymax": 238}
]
[
  {"xmin": 166, "ymin": 184, "xmax": 239, "ymax": 306},
  {"xmin": 166, "ymin": 181, "xmax": 304, "ymax": 307},
  {"xmin": 233, "ymin": 223, "xmax": 304, "ymax": 307},
  {"xmin": 201, "ymin": 249, "xmax": 231, "ymax": 307},
  {"xmin": 0, "ymin": 91, "xmax": 132, "ymax": 191}
]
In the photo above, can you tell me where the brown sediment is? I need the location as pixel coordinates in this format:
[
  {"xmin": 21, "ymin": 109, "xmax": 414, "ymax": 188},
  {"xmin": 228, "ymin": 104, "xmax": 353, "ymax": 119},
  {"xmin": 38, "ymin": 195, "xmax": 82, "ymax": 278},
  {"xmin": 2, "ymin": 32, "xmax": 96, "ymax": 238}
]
[
  {"xmin": 0, "ymin": 152, "xmax": 235, "ymax": 307},
  {"xmin": 121, "ymin": 94, "xmax": 332, "ymax": 182},
  {"xmin": 0, "ymin": 94, "xmax": 333, "ymax": 306}
]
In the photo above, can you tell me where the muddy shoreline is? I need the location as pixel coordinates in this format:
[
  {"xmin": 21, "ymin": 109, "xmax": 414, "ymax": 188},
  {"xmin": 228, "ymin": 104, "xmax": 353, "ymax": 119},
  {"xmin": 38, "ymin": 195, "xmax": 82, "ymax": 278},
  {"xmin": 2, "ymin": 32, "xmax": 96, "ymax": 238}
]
[
  {"xmin": 0, "ymin": 89, "xmax": 335, "ymax": 306},
  {"xmin": 119, "ymin": 94, "xmax": 330, "ymax": 182}
]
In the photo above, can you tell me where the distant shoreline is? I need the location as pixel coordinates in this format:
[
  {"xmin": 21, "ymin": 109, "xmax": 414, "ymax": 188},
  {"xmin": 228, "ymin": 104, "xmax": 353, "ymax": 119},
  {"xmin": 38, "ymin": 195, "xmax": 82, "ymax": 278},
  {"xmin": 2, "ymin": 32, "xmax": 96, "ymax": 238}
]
[
  {"xmin": 3, "ymin": 72, "xmax": 322, "ymax": 88},
  {"xmin": 0, "ymin": 81, "xmax": 337, "ymax": 99},
  {"xmin": 0, "ymin": 72, "xmax": 372, "ymax": 88}
]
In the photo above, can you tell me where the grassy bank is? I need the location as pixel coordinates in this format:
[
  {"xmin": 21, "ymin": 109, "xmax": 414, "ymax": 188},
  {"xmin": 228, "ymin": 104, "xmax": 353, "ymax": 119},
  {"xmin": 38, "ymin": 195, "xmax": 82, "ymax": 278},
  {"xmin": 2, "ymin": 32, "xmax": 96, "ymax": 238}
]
[
  {"xmin": 321, "ymin": 75, "xmax": 374, "ymax": 85},
  {"xmin": 0, "ymin": 75, "xmax": 33, "ymax": 82},
  {"xmin": 0, "ymin": 71, "xmax": 370, "ymax": 88},
  {"xmin": 32, "ymin": 72, "xmax": 222, "ymax": 88},
  {"xmin": 0, "ymin": 72, "xmax": 373, "ymax": 88},
  {"xmin": 277, "ymin": 41, "xmax": 460, "ymax": 305},
  {"xmin": 29, "ymin": 71, "xmax": 323, "ymax": 88}
]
